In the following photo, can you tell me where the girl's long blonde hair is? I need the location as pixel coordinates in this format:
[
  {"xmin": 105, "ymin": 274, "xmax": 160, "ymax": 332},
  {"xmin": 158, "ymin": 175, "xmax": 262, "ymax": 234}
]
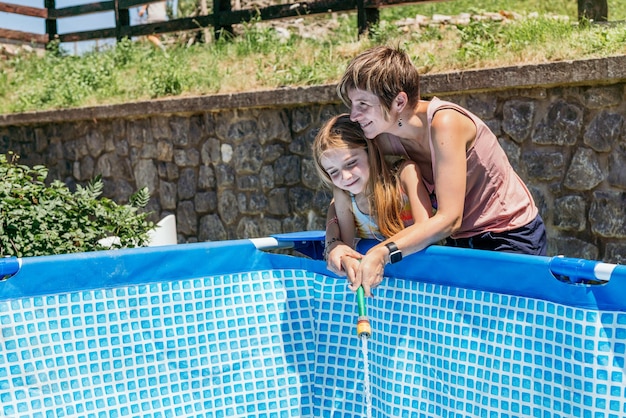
[{"xmin": 313, "ymin": 114, "xmax": 406, "ymax": 238}]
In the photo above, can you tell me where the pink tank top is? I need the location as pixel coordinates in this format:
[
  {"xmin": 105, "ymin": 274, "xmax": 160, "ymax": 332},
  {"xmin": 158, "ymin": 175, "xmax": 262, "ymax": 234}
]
[{"xmin": 387, "ymin": 98, "xmax": 538, "ymax": 239}]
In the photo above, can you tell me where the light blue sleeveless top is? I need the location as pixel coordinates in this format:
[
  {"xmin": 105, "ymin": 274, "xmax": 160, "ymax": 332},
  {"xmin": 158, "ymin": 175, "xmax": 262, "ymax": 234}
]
[{"xmin": 350, "ymin": 195, "xmax": 385, "ymax": 241}]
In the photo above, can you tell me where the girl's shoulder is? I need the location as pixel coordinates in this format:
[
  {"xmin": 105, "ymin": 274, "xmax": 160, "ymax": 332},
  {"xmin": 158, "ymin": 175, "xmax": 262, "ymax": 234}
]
[
  {"xmin": 395, "ymin": 159, "xmax": 422, "ymax": 190},
  {"xmin": 332, "ymin": 187, "xmax": 353, "ymax": 204},
  {"xmin": 394, "ymin": 158, "xmax": 419, "ymax": 176}
]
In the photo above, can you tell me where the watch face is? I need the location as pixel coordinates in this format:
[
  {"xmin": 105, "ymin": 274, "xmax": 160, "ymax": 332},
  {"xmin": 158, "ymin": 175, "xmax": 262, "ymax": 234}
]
[{"xmin": 385, "ymin": 242, "xmax": 402, "ymax": 263}]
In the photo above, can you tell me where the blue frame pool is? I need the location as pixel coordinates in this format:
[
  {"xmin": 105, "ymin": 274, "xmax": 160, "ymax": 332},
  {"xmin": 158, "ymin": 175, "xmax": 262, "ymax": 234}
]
[{"xmin": 0, "ymin": 233, "xmax": 624, "ymax": 417}]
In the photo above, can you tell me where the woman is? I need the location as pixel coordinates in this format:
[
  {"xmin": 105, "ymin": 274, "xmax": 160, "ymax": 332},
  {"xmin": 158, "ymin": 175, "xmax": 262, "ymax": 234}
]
[{"xmin": 325, "ymin": 45, "xmax": 547, "ymax": 296}]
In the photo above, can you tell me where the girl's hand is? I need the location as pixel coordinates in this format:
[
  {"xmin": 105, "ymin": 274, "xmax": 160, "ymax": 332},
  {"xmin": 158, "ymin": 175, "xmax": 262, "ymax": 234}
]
[
  {"xmin": 356, "ymin": 246, "xmax": 388, "ymax": 297},
  {"xmin": 326, "ymin": 242, "xmax": 361, "ymax": 276},
  {"xmin": 341, "ymin": 256, "xmax": 362, "ymax": 291}
]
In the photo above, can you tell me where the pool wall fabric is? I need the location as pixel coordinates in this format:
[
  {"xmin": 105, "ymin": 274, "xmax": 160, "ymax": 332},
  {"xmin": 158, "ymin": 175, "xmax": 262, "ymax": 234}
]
[{"xmin": 0, "ymin": 233, "xmax": 625, "ymax": 418}]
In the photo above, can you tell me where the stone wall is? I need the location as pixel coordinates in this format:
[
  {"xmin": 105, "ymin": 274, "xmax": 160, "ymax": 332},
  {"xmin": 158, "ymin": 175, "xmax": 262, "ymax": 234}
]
[{"xmin": 1, "ymin": 56, "xmax": 625, "ymax": 263}]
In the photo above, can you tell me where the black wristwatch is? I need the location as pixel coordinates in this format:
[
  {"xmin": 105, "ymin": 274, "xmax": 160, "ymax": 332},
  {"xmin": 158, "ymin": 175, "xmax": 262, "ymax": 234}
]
[{"xmin": 385, "ymin": 242, "xmax": 402, "ymax": 264}]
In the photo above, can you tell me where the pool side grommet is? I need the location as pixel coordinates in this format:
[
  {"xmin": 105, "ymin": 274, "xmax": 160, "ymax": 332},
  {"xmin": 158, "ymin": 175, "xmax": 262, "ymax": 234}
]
[
  {"xmin": 549, "ymin": 256, "xmax": 614, "ymax": 286},
  {"xmin": 0, "ymin": 256, "xmax": 21, "ymax": 281}
]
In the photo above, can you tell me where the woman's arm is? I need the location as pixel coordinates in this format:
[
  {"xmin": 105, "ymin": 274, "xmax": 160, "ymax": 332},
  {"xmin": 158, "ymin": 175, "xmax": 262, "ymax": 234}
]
[{"xmin": 356, "ymin": 109, "xmax": 475, "ymax": 296}]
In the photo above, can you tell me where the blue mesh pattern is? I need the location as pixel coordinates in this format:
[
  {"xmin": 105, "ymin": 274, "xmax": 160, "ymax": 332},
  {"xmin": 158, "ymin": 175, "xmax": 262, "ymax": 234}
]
[
  {"xmin": 363, "ymin": 278, "xmax": 626, "ymax": 418},
  {"xmin": 0, "ymin": 271, "xmax": 317, "ymax": 418},
  {"xmin": 0, "ymin": 269, "xmax": 625, "ymax": 418}
]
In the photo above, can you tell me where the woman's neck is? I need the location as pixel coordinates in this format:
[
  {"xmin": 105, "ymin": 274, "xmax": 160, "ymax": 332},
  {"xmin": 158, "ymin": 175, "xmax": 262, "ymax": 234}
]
[{"xmin": 393, "ymin": 101, "xmax": 430, "ymax": 161}]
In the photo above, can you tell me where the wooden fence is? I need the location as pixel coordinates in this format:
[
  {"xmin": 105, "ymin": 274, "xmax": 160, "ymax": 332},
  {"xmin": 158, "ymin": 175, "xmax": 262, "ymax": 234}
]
[{"xmin": 0, "ymin": 0, "xmax": 613, "ymax": 49}]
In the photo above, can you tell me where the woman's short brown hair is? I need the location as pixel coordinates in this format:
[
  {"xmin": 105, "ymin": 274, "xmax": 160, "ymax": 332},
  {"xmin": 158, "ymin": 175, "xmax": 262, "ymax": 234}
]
[{"xmin": 337, "ymin": 45, "xmax": 420, "ymax": 119}]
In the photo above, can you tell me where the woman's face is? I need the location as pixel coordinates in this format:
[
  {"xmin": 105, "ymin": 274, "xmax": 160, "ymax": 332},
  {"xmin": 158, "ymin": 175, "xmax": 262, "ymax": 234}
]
[
  {"xmin": 347, "ymin": 89, "xmax": 393, "ymax": 139},
  {"xmin": 320, "ymin": 147, "xmax": 370, "ymax": 195}
]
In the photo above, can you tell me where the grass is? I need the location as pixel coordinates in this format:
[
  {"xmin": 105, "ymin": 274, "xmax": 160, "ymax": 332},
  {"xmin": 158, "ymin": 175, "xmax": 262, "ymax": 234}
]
[{"xmin": 0, "ymin": 0, "xmax": 625, "ymax": 114}]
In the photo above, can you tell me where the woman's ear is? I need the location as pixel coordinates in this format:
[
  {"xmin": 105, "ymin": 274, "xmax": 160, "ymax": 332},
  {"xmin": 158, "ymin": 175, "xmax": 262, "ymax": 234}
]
[{"xmin": 394, "ymin": 92, "xmax": 408, "ymax": 112}]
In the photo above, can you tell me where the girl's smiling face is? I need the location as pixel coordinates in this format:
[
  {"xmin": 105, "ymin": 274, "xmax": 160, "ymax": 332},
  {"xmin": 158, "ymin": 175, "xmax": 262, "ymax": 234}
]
[
  {"xmin": 320, "ymin": 147, "xmax": 370, "ymax": 195},
  {"xmin": 347, "ymin": 88, "xmax": 393, "ymax": 139}
]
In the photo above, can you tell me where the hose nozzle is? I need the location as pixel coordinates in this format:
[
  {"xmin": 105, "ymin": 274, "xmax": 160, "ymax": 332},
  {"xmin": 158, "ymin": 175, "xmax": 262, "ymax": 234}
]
[
  {"xmin": 357, "ymin": 317, "xmax": 372, "ymax": 338},
  {"xmin": 356, "ymin": 286, "xmax": 372, "ymax": 338}
]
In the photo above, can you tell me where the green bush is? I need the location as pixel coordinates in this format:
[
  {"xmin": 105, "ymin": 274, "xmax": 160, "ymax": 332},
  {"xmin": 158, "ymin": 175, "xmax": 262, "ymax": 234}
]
[{"xmin": 0, "ymin": 153, "xmax": 155, "ymax": 257}]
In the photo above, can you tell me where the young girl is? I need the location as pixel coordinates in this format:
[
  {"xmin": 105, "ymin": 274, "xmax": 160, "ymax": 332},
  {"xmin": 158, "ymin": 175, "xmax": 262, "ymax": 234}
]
[{"xmin": 313, "ymin": 114, "xmax": 433, "ymax": 287}]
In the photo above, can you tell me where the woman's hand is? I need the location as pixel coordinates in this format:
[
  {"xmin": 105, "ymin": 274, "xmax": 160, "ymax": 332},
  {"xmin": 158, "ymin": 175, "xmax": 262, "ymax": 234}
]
[{"xmin": 355, "ymin": 246, "xmax": 388, "ymax": 297}]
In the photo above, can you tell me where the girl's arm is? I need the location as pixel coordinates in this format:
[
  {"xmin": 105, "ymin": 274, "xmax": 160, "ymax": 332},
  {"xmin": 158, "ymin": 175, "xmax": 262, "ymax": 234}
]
[
  {"xmin": 324, "ymin": 189, "xmax": 362, "ymax": 278},
  {"xmin": 397, "ymin": 160, "xmax": 432, "ymax": 224},
  {"xmin": 356, "ymin": 109, "xmax": 475, "ymax": 296},
  {"xmin": 334, "ymin": 188, "xmax": 356, "ymax": 249}
]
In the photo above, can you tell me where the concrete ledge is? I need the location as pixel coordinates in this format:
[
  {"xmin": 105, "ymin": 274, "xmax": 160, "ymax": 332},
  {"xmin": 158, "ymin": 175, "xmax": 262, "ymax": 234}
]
[
  {"xmin": 1, "ymin": 55, "xmax": 625, "ymax": 127},
  {"xmin": 423, "ymin": 55, "xmax": 626, "ymax": 95}
]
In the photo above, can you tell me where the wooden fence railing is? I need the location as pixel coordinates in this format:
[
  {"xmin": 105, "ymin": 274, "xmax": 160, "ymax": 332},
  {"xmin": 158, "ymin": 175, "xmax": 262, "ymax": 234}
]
[{"xmin": 0, "ymin": 0, "xmax": 612, "ymax": 49}]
